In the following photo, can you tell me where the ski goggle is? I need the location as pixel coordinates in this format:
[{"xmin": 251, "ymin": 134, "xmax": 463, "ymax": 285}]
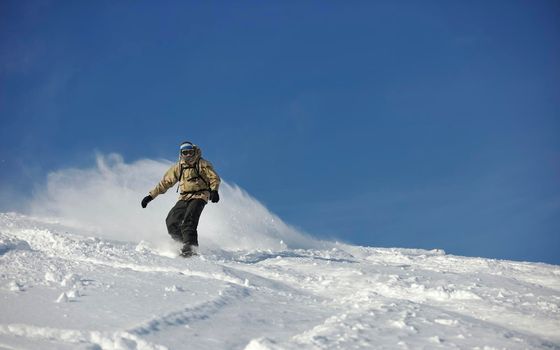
[{"xmin": 180, "ymin": 143, "xmax": 194, "ymax": 155}]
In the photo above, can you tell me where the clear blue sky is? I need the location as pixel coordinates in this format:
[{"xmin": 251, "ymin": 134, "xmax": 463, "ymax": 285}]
[{"xmin": 1, "ymin": 0, "xmax": 559, "ymax": 264}]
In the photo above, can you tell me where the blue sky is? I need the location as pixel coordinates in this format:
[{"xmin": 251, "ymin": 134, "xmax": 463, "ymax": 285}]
[{"xmin": 1, "ymin": 0, "xmax": 559, "ymax": 264}]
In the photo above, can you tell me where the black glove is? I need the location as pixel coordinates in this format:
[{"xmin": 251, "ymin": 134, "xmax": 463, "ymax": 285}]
[
  {"xmin": 141, "ymin": 195, "xmax": 153, "ymax": 208},
  {"xmin": 209, "ymin": 190, "xmax": 220, "ymax": 203}
]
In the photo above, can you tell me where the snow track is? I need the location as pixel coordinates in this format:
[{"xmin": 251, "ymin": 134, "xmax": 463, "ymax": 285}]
[
  {"xmin": 128, "ymin": 285, "xmax": 251, "ymax": 337},
  {"xmin": 1, "ymin": 213, "xmax": 559, "ymax": 349}
]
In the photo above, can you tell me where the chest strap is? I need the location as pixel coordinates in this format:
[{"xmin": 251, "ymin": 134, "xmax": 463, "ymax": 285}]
[{"xmin": 176, "ymin": 160, "xmax": 210, "ymax": 193}]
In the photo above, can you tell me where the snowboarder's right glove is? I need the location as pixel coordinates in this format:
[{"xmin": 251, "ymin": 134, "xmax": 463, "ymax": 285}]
[
  {"xmin": 141, "ymin": 195, "xmax": 153, "ymax": 208},
  {"xmin": 209, "ymin": 190, "xmax": 220, "ymax": 203}
]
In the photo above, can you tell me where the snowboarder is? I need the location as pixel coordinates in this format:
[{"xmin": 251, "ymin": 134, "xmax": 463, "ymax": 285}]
[{"xmin": 141, "ymin": 141, "xmax": 221, "ymax": 257}]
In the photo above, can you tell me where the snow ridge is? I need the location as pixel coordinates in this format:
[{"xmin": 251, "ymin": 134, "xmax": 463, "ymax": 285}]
[{"xmin": 0, "ymin": 324, "xmax": 166, "ymax": 350}]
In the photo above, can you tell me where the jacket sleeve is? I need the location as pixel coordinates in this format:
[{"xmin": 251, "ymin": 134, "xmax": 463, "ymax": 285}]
[
  {"xmin": 200, "ymin": 160, "xmax": 221, "ymax": 191},
  {"xmin": 149, "ymin": 163, "xmax": 181, "ymax": 199}
]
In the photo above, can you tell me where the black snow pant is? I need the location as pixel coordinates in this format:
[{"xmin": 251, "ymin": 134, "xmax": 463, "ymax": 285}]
[{"xmin": 165, "ymin": 199, "xmax": 206, "ymax": 246}]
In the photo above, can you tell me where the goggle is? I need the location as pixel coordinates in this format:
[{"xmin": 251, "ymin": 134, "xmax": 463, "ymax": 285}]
[{"xmin": 180, "ymin": 142, "xmax": 194, "ymax": 154}]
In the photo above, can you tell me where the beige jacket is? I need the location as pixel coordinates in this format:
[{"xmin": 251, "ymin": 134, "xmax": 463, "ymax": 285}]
[{"xmin": 149, "ymin": 148, "xmax": 220, "ymax": 202}]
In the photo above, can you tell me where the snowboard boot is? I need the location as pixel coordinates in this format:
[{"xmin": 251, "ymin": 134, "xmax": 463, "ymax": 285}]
[{"xmin": 180, "ymin": 244, "xmax": 197, "ymax": 258}]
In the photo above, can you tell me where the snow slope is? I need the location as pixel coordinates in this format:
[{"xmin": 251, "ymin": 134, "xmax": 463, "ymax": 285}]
[
  {"xmin": 1, "ymin": 212, "xmax": 559, "ymax": 350},
  {"xmin": 1, "ymin": 155, "xmax": 559, "ymax": 349}
]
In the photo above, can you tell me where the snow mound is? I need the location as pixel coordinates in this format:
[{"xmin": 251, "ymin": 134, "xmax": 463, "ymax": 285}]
[{"xmin": 0, "ymin": 234, "xmax": 31, "ymax": 255}]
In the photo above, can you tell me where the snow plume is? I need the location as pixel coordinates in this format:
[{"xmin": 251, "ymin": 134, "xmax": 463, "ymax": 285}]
[{"xmin": 28, "ymin": 153, "xmax": 322, "ymax": 251}]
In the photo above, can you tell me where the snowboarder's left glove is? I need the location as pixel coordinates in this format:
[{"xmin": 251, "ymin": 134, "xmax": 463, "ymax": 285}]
[
  {"xmin": 141, "ymin": 195, "xmax": 153, "ymax": 208},
  {"xmin": 209, "ymin": 190, "xmax": 220, "ymax": 203}
]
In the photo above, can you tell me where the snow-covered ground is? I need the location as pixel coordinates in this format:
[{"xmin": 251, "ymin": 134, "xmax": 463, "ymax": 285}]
[
  {"xmin": 1, "ymin": 212, "xmax": 559, "ymax": 350},
  {"xmin": 1, "ymin": 155, "xmax": 559, "ymax": 349}
]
